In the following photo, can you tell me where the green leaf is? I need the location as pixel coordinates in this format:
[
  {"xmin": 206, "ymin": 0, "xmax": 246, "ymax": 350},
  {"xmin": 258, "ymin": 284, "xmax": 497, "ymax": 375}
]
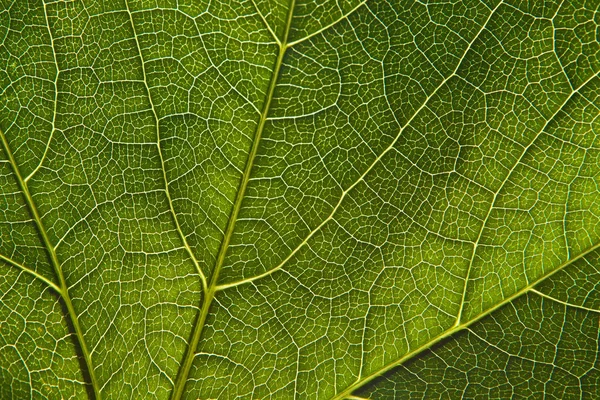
[
  {"xmin": 0, "ymin": 0, "xmax": 598, "ymax": 398},
  {"xmin": 357, "ymin": 250, "xmax": 600, "ymax": 399}
]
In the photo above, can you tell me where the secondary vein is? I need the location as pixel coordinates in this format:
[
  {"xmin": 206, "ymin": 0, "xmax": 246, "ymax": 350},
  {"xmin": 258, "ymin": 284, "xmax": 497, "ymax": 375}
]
[
  {"xmin": 124, "ymin": 1, "xmax": 208, "ymax": 292},
  {"xmin": 331, "ymin": 240, "xmax": 600, "ymax": 400},
  {"xmin": 216, "ymin": 0, "xmax": 504, "ymax": 292},
  {"xmin": 0, "ymin": 251, "xmax": 61, "ymax": 293},
  {"xmin": 454, "ymin": 68, "xmax": 600, "ymax": 326},
  {"xmin": 169, "ymin": 1, "xmax": 297, "ymax": 399},
  {"xmin": 0, "ymin": 127, "xmax": 102, "ymax": 400}
]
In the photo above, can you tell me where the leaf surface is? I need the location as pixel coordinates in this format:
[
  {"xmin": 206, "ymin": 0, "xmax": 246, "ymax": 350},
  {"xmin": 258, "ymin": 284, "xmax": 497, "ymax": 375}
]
[{"xmin": 0, "ymin": 0, "xmax": 599, "ymax": 398}]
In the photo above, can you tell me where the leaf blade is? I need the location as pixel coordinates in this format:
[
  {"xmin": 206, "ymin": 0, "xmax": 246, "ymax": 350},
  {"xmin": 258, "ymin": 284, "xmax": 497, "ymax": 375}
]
[{"xmin": 0, "ymin": 0, "xmax": 599, "ymax": 398}]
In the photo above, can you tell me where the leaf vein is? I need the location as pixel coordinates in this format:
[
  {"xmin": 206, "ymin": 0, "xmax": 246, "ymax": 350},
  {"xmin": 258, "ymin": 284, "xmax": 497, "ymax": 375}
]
[
  {"xmin": 217, "ymin": 0, "xmax": 505, "ymax": 292},
  {"xmin": 123, "ymin": 0, "xmax": 208, "ymax": 291},
  {"xmin": 169, "ymin": 1, "xmax": 298, "ymax": 398},
  {"xmin": 0, "ymin": 126, "xmax": 101, "ymax": 399}
]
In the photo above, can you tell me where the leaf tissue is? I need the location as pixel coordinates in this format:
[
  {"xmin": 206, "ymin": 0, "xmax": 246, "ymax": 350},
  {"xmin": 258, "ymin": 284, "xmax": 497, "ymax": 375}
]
[{"xmin": 1, "ymin": 0, "xmax": 599, "ymax": 398}]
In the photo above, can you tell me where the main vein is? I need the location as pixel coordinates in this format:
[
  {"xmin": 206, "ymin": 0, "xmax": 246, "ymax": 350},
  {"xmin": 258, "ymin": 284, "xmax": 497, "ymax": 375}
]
[
  {"xmin": 0, "ymin": 127, "xmax": 102, "ymax": 400},
  {"xmin": 169, "ymin": 1, "xmax": 297, "ymax": 398}
]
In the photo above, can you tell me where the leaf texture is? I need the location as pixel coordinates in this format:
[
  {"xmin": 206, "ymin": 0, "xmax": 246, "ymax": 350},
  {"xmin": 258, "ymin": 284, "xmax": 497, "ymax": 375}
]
[
  {"xmin": 357, "ymin": 250, "xmax": 600, "ymax": 399},
  {"xmin": 0, "ymin": 0, "xmax": 599, "ymax": 398}
]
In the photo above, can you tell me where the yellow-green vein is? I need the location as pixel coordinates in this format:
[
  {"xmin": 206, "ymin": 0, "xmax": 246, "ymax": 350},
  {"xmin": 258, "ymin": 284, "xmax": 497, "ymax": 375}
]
[
  {"xmin": 332, "ymin": 240, "xmax": 600, "ymax": 400},
  {"xmin": 0, "ymin": 126, "xmax": 101, "ymax": 400},
  {"xmin": 0, "ymin": 252, "xmax": 61, "ymax": 293},
  {"xmin": 215, "ymin": 0, "xmax": 504, "ymax": 293},
  {"xmin": 454, "ymin": 68, "xmax": 600, "ymax": 326},
  {"xmin": 170, "ymin": 1, "xmax": 297, "ymax": 398},
  {"xmin": 123, "ymin": 1, "xmax": 208, "ymax": 292},
  {"xmin": 25, "ymin": 0, "xmax": 60, "ymax": 183}
]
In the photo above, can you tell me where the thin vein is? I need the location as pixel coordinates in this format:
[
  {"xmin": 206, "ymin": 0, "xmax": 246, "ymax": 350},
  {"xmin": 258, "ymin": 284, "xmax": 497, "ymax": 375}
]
[
  {"xmin": 469, "ymin": 328, "xmax": 573, "ymax": 368},
  {"xmin": 551, "ymin": 1, "xmax": 574, "ymax": 91},
  {"xmin": 530, "ymin": 289, "xmax": 600, "ymax": 314},
  {"xmin": 25, "ymin": 0, "xmax": 60, "ymax": 182},
  {"xmin": 124, "ymin": 1, "xmax": 207, "ymax": 291},
  {"xmin": 216, "ymin": 0, "xmax": 503, "ymax": 292},
  {"xmin": 249, "ymin": 0, "xmax": 281, "ymax": 46}
]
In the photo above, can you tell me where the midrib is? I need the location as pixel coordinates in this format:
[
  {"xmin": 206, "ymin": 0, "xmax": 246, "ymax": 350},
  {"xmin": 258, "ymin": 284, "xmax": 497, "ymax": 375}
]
[{"xmin": 169, "ymin": 2, "xmax": 297, "ymax": 398}]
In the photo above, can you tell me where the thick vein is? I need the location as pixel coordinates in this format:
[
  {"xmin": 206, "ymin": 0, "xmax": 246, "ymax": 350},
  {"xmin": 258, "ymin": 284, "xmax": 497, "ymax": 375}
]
[
  {"xmin": 211, "ymin": 2, "xmax": 600, "ymax": 397},
  {"xmin": 0, "ymin": 127, "xmax": 101, "ymax": 399},
  {"xmin": 215, "ymin": 0, "xmax": 503, "ymax": 292},
  {"xmin": 169, "ymin": 2, "xmax": 297, "ymax": 399},
  {"xmin": 123, "ymin": 1, "xmax": 207, "ymax": 292},
  {"xmin": 454, "ymin": 68, "xmax": 600, "ymax": 325},
  {"xmin": 338, "ymin": 30, "xmax": 600, "ymax": 400},
  {"xmin": 331, "ymin": 240, "xmax": 600, "ymax": 400},
  {"xmin": 338, "ymin": 69, "xmax": 600, "ymax": 400}
]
